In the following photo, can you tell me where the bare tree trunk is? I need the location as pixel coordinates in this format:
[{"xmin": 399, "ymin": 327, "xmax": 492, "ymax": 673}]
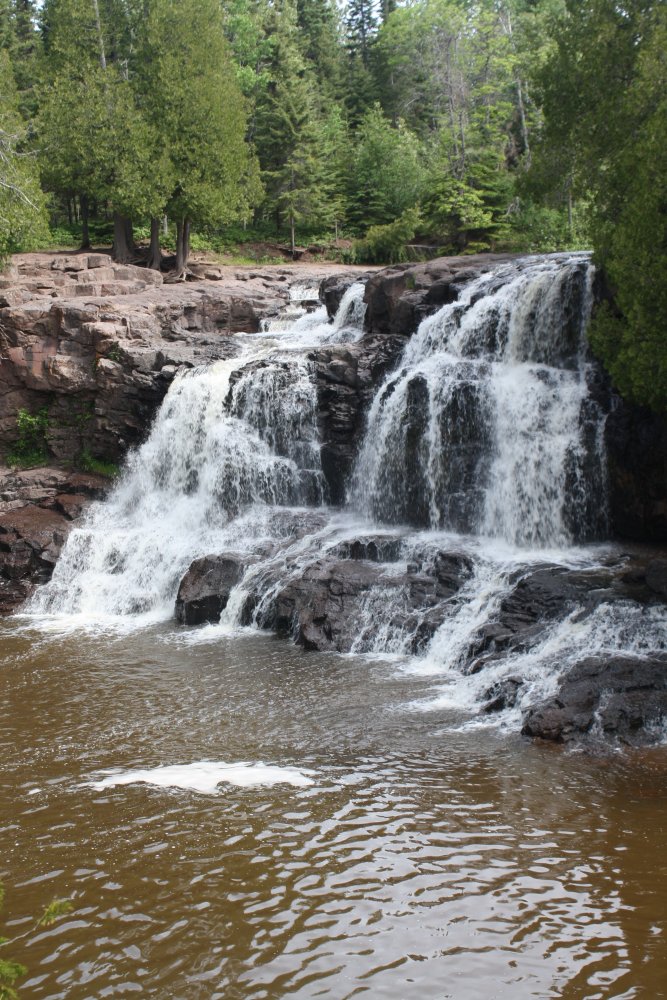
[
  {"xmin": 172, "ymin": 218, "xmax": 191, "ymax": 278},
  {"xmin": 80, "ymin": 194, "xmax": 91, "ymax": 250},
  {"xmin": 290, "ymin": 214, "xmax": 296, "ymax": 259},
  {"xmin": 124, "ymin": 217, "xmax": 137, "ymax": 255},
  {"xmin": 66, "ymin": 197, "xmax": 73, "ymax": 227},
  {"xmin": 516, "ymin": 77, "xmax": 531, "ymax": 168},
  {"xmin": 112, "ymin": 211, "xmax": 132, "ymax": 262},
  {"xmin": 147, "ymin": 217, "xmax": 162, "ymax": 270},
  {"xmin": 567, "ymin": 186, "xmax": 573, "ymax": 234}
]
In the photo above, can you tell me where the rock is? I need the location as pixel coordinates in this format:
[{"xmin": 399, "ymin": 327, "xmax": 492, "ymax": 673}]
[
  {"xmin": 254, "ymin": 543, "xmax": 473, "ymax": 653},
  {"xmin": 1, "ymin": 254, "xmax": 370, "ymax": 468},
  {"xmin": 481, "ymin": 677, "xmax": 523, "ymax": 714},
  {"xmin": 0, "ymin": 465, "xmax": 108, "ymax": 612},
  {"xmin": 363, "ymin": 253, "xmax": 518, "ymax": 340},
  {"xmin": 521, "ymin": 655, "xmax": 667, "ymax": 746},
  {"xmin": 605, "ymin": 396, "xmax": 667, "ymax": 543},
  {"xmin": 174, "ymin": 553, "xmax": 245, "ymax": 625},
  {"xmin": 646, "ymin": 559, "xmax": 667, "ymax": 600}
]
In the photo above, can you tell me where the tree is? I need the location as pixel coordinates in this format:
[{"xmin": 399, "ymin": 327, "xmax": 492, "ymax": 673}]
[
  {"xmin": 348, "ymin": 103, "xmax": 424, "ymax": 231},
  {"xmin": 0, "ymin": 49, "xmax": 47, "ymax": 264},
  {"xmin": 254, "ymin": 0, "xmax": 328, "ymax": 251},
  {"xmin": 134, "ymin": 0, "xmax": 259, "ymax": 273},
  {"xmin": 535, "ymin": 0, "xmax": 667, "ymax": 411}
]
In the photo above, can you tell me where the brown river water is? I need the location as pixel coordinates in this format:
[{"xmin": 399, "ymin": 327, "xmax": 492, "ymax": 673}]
[{"xmin": 2, "ymin": 618, "xmax": 666, "ymax": 999}]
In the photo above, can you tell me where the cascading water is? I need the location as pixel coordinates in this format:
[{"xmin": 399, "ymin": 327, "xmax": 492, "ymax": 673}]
[
  {"xmin": 28, "ymin": 256, "xmax": 666, "ymax": 736},
  {"xmin": 351, "ymin": 255, "xmax": 605, "ymax": 546}
]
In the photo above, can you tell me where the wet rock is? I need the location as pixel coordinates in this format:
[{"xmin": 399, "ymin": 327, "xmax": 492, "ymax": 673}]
[
  {"xmin": 521, "ymin": 655, "xmax": 667, "ymax": 746},
  {"xmin": 605, "ymin": 396, "xmax": 667, "ymax": 543},
  {"xmin": 645, "ymin": 559, "xmax": 667, "ymax": 601},
  {"xmin": 481, "ymin": 677, "xmax": 523, "ymax": 714},
  {"xmin": 0, "ymin": 465, "xmax": 108, "ymax": 613},
  {"xmin": 464, "ymin": 565, "xmax": 617, "ymax": 673},
  {"xmin": 256, "ymin": 544, "xmax": 473, "ymax": 653},
  {"xmin": 363, "ymin": 254, "xmax": 518, "ymax": 340},
  {"xmin": 175, "ymin": 554, "xmax": 245, "ymax": 625}
]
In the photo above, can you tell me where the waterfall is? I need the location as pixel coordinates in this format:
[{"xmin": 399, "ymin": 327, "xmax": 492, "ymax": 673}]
[{"xmin": 351, "ymin": 255, "xmax": 606, "ymax": 546}]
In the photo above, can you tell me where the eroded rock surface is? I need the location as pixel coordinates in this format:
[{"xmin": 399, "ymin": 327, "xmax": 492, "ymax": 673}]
[
  {"xmin": 522, "ymin": 655, "xmax": 667, "ymax": 746},
  {"xmin": 0, "ymin": 465, "xmax": 108, "ymax": 612}
]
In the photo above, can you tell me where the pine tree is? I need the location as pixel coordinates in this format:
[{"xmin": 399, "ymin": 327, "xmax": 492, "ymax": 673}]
[
  {"xmin": 254, "ymin": 0, "xmax": 328, "ymax": 251},
  {"xmin": 0, "ymin": 48, "xmax": 47, "ymax": 262},
  {"xmin": 139, "ymin": 0, "xmax": 258, "ymax": 274}
]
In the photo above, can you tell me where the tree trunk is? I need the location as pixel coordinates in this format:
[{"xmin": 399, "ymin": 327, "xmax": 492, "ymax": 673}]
[
  {"xmin": 66, "ymin": 197, "xmax": 73, "ymax": 227},
  {"xmin": 147, "ymin": 217, "xmax": 162, "ymax": 270},
  {"xmin": 80, "ymin": 194, "xmax": 91, "ymax": 250},
  {"xmin": 124, "ymin": 216, "xmax": 137, "ymax": 254},
  {"xmin": 516, "ymin": 77, "xmax": 531, "ymax": 168},
  {"xmin": 112, "ymin": 212, "xmax": 132, "ymax": 262},
  {"xmin": 290, "ymin": 213, "xmax": 296, "ymax": 259},
  {"xmin": 173, "ymin": 218, "xmax": 191, "ymax": 278}
]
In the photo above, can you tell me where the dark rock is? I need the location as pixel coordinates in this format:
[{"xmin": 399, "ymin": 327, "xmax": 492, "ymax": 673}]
[
  {"xmin": 605, "ymin": 397, "xmax": 667, "ymax": 543},
  {"xmin": 521, "ymin": 655, "xmax": 667, "ymax": 746},
  {"xmin": 646, "ymin": 559, "xmax": 667, "ymax": 600},
  {"xmin": 0, "ymin": 465, "xmax": 108, "ymax": 612},
  {"xmin": 255, "ymin": 543, "xmax": 473, "ymax": 653},
  {"xmin": 175, "ymin": 553, "xmax": 245, "ymax": 625},
  {"xmin": 482, "ymin": 677, "xmax": 523, "ymax": 714},
  {"xmin": 363, "ymin": 254, "xmax": 518, "ymax": 340}
]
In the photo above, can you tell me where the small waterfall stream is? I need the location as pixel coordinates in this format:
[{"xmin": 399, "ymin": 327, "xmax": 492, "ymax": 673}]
[{"xmin": 28, "ymin": 254, "xmax": 666, "ymax": 732}]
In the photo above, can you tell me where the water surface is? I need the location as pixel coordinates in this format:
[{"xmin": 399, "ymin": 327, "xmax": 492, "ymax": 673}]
[{"xmin": 2, "ymin": 619, "xmax": 666, "ymax": 999}]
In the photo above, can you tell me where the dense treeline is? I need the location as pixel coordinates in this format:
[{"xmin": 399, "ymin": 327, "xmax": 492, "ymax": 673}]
[{"xmin": 0, "ymin": 0, "xmax": 665, "ymax": 408}]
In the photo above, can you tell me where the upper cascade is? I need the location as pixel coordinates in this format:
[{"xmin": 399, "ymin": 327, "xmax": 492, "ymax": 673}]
[{"xmin": 351, "ymin": 254, "xmax": 606, "ymax": 548}]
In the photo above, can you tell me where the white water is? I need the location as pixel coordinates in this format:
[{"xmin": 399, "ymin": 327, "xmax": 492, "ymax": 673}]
[
  {"xmin": 27, "ymin": 257, "xmax": 667, "ymax": 733},
  {"xmin": 351, "ymin": 256, "xmax": 604, "ymax": 545},
  {"xmin": 88, "ymin": 761, "xmax": 315, "ymax": 793}
]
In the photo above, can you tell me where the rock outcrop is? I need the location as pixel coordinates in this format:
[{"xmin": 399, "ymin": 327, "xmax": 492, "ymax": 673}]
[
  {"xmin": 0, "ymin": 253, "xmax": 366, "ymax": 465},
  {"xmin": 522, "ymin": 655, "xmax": 667, "ymax": 746},
  {"xmin": 174, "ymin": 553, "xmax": 246, "ymax": 625},
  {"xmin": 0, "ymin": 465, "xmax": 108, "ymax": 612}
]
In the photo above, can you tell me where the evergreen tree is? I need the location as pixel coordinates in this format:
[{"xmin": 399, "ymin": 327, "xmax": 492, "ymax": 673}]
[
  {"xmin": 535, "ymin": 0, "xmax": 667, "ymax": 411},
  {"xmin": 0, "ymin": 48, "xmax": 47, "ymax": 262},
  {"xmin": 349, "ymin": 103, "xmax": 423, "ymax": 230},
  {"xmin": 139, "ymin": 0, "xmax": 258, "ymax": 273},
  {"xmin": 254, "ymin": 0, "xmax": 328, "ymax": 250}
]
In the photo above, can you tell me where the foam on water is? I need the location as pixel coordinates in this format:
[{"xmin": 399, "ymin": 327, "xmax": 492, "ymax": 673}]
[{"xmin": 88, "ymin": 761, "xmax": 316, "ymax": 794}]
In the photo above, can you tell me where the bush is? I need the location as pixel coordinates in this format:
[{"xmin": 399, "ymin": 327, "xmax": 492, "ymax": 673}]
[
  {"xmin": 350, "ymin": 208, "xmax": 422, "ymax": 264},
  {"xmin": 6, "ymin": 408, "xmax": 49, "ymax": 468}
]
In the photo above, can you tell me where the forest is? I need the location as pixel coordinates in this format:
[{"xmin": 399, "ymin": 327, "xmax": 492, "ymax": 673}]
[{"xmin": 0, "ymin": 0, "xmax": 665, "ymax": 411}]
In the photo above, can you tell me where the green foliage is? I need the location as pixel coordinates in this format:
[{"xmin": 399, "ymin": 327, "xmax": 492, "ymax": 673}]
[
  {"xmin": 7, "ymin": 406, "xmax": 49, "ymax": 467},
  {"xmin": 0, "ymin": 883, "xmax": 26, "ymax": 1000},
  {"xmin": 534, "ymin": 0, "xmax": 667, "ymax": 411},
  {"xmin": 351, "ymin": 207, "xmax": 421, "ymax": 264},
  {"xmin": 38, "ymin": 898, "xmax": 73, "ymax": 928},
  {"xmin": 0, "ymin": 49, "xmax": 48, "ymax": 262},
  {"xmin": 0, "ymin": 881, "xmax": 75, "ymax": 999},
  {"xmin": 348, "ymin": 104, "xmax": 423, "ymax": 231},
  {"xmin": 78, "ymin": 449, "xmax": 118, "ymax": 478}
]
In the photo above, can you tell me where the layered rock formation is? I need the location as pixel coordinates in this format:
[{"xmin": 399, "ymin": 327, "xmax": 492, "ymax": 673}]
[
  {"xmin": 0, "ymin": 465, "xmax": 107, "ymax": 612},
  {"xmin": 0, "ymin": 252, "xmax": 365, "ymax": 465}
]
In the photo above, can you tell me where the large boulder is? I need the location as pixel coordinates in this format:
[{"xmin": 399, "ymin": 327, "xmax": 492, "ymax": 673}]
[
  {"xmin": 522, "ymin": 654, "xmax": 667, "ymax": 746},
  {"xmin": 174, "ymin": 554, "xmax": 246, "ymax": 625},
  {"xmin": 254, "ymin": 544, "xmax": 473, "ymax": 653}
]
